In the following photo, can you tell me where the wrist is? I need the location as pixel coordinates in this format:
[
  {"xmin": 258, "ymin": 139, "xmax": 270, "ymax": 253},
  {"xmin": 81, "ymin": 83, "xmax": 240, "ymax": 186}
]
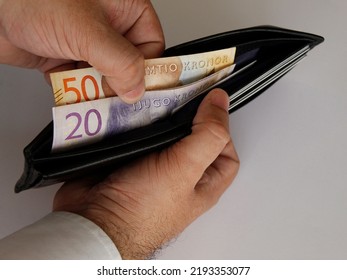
[{"xmin": 78, "ymin": 209, "xmax": 160, "ymax": 260}]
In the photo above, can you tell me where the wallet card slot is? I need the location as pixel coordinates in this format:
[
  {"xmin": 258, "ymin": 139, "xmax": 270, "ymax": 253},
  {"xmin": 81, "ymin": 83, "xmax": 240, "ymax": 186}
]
[
  {"xmin": 228, "ymin": 46, "xmax": 310, "ymax": 105},
  {"xmin": 229, "ymin": 50, "xmax": 308, "ymax": 111}
]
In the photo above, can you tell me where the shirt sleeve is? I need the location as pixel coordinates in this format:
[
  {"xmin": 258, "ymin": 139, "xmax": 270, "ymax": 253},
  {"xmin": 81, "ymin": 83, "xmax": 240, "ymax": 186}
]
[{"xmin": 0, "ymin": 211, "xmax": 122, "ymax": 260}]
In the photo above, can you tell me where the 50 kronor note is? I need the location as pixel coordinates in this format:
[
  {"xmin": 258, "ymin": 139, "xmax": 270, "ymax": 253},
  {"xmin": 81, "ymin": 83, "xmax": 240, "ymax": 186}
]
[{"xmin": 50, "ymin": 47, "xmax": 236, "ymax": 106}]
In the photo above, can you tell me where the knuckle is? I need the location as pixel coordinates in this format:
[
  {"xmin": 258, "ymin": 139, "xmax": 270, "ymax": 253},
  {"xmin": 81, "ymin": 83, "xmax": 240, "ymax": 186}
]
[
  {"xmin": 209, "ymin": 194, "xmax": 222, "ymax": 208},
  {"xmin": 166, "ymin": 144, "xmax": 202, "ymax": 185},
  {"xmin": 202, "ymin": 120, "xmax": 230, "ymax": 144},
  {"xmin": 197, "ymin": 191, "xmax": 221, "ymax": 213},
  {"xmin": 109, "ymin": 51, "xmax": 144, "ymax": 93},
  {"xmin": 119, "ymin": 51, "xmax": 144, "ymax": 79}
]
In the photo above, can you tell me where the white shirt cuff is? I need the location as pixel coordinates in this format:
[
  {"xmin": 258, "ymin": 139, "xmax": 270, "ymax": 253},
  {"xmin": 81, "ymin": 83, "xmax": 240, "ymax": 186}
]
[{"xmin": 0, "ymin": 211, "xmax": 122, "ymax": 260}]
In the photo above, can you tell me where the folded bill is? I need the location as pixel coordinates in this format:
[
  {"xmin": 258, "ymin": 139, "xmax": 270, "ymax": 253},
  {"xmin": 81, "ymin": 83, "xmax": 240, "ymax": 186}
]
[
  {"xmin": 50, "ymin": 47, "xmax": 236, "ymax": 106},
  {"xmin": 52, "ymin": 64, "xmax": 236, "ymax": 152}
]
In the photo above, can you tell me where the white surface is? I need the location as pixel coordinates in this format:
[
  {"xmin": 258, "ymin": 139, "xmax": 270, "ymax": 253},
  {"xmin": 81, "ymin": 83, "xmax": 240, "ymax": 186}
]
[{"xmin": 0, "ymin": 0, "xmax": 346, "ymax": 259}]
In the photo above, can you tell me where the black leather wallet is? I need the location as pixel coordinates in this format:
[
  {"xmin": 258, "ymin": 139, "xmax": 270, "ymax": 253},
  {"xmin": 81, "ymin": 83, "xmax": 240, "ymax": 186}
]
[{"xmin": 15, "ymin": 26, "xmax": 324, "ymax": 192}]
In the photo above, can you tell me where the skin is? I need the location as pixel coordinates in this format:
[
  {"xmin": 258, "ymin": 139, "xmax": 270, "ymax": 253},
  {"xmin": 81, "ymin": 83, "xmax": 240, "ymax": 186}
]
[
  {"xmin": 54, "ymin": 89, "xmax": 240, "ymax": 259},
  {"xmin": 0, "ymin": 0, "xmax": 164, "ymax": 103},
  {"xmin": 0, "ymin": 0, "xmax": 240, "ymax": 259}
]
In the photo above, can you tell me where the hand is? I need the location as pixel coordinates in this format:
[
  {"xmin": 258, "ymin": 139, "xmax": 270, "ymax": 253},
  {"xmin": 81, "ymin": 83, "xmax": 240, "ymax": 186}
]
[
  {"xmin": 53, "ymin": 89, "xmax": 240, "ymax": 259},
  {"xmin": 0, "ymin": 0, "xmax": 164, "ymax": 103}
]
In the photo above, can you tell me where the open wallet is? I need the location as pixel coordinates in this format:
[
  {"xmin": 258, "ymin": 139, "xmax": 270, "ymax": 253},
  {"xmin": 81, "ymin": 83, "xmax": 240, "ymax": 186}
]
[{"xmin": 15, "ymin": 26, "xmax": 324, "ymax": 192}]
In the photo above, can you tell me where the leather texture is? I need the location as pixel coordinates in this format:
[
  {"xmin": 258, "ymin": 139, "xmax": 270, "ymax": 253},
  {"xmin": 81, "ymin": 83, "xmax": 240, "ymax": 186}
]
[{"xmin": 15, "ymin": 26, "xmax": 324, "ymax": 192}]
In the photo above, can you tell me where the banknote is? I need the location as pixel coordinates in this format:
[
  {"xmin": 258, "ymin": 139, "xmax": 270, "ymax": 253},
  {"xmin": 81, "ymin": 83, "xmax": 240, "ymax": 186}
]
[
  {"xmin": 50, "ymin": 47, "xmax": 236, "ymax": 106},
  {"xmin": 52, "ymin": 64, "xmax": 236, "ymax": 152}
]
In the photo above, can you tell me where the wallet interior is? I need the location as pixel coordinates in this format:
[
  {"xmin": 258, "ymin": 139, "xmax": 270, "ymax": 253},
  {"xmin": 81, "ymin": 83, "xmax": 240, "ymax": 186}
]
[{"xmin": 15, "ymin": 26, "xmax": 324, "ymax": 192}]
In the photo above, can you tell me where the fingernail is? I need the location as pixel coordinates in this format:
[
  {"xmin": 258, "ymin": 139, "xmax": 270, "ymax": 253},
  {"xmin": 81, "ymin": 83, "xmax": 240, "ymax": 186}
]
[{"xmin": 121, "ymin": 82, "xmax": 145, "ymax": 104}]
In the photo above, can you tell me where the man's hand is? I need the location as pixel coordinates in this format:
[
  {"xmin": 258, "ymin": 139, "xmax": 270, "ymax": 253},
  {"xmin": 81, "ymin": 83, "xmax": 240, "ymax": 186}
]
[
  {"xmin": 0, "ymin": 0, "xmax": 164, "ymax": 103},
  {"xmin": 0, "ymin": 0, "xmax": 239, "ymax": 259},
  {"xmin": 53, "ymin": 89, "xmax": 240, "ymax": 259}
]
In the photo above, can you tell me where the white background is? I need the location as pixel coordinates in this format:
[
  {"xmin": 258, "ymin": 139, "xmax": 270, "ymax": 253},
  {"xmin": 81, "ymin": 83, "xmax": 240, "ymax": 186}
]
[{"xmin": 0, "ymin": 0, "xmax": 346, "ymax": 259}]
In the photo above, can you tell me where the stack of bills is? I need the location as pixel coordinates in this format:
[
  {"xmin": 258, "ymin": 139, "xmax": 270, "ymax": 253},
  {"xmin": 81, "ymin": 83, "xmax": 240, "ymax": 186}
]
[{"xmin": 50, "ymin": 47, "xmax": 236, "ymax": 152}]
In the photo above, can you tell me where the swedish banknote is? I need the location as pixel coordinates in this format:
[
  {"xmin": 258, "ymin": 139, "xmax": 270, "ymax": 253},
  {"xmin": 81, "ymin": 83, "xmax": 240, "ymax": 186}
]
[{"xmin": 52, "ymin": 64, "xmax": 236, "ymax": 152}]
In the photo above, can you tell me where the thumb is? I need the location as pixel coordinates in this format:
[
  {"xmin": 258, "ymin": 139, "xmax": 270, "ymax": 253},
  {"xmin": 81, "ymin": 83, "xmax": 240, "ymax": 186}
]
[
  {"xmin": 81, "ymin": 25, "xmax": 146, "ymax": 104},
  {"xmin": 165, "ymin": 89, "xmax": 234, "ymax": 186}
]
